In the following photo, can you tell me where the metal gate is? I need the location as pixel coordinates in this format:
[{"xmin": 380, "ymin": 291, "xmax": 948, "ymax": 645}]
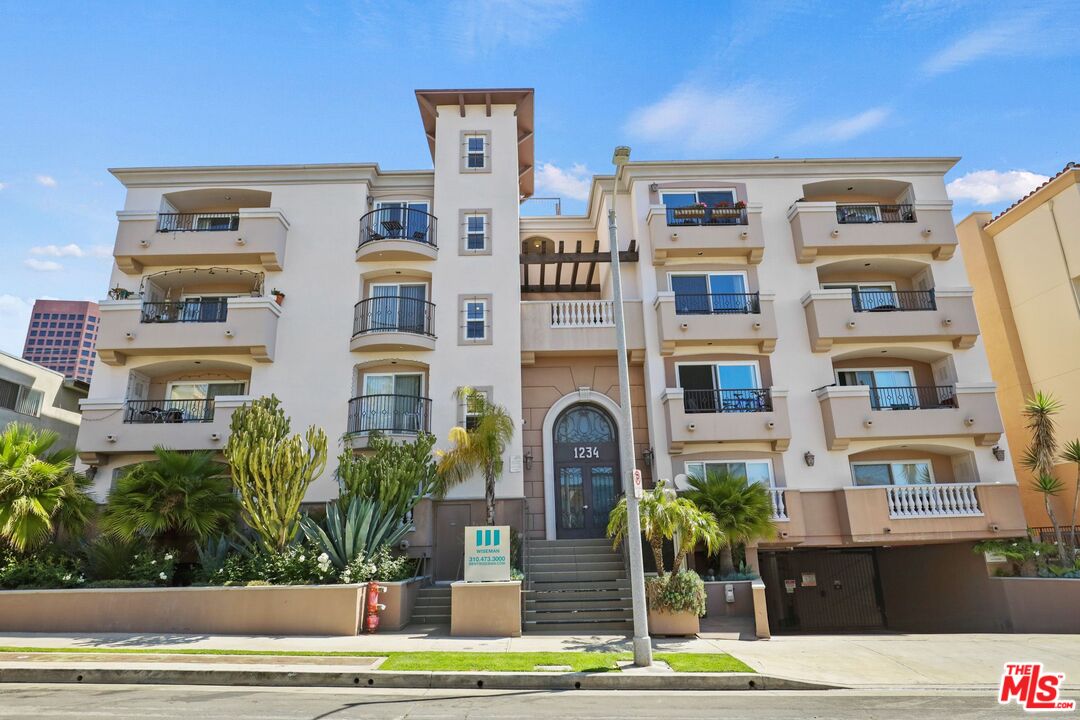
[{"xmin": 763, "ymin": 549, "xmax": 885, "ymax": 632}]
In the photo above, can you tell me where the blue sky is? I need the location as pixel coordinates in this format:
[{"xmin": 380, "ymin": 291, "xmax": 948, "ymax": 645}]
[{"xmin": 1, "ymin": 0, "xmax": 1078, "ymax": 353}]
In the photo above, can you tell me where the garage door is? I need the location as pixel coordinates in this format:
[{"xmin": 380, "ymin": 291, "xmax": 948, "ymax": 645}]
[{"xmin": 763, "ymin": 549, "xmax": 886, "ymax": 632}]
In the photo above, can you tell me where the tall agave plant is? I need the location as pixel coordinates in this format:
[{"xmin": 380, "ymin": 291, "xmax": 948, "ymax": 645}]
[{"xmin": 299, "ymin": 496, "xmax": 413, "ymax": 571}]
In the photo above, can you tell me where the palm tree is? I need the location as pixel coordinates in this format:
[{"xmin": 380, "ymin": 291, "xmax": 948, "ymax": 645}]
[
  {"xmin": 1021, "ymin": 392, "xmax": 1066, "ymax": 562},
  {"xmin": 684, "ymin": 468, "xmax": 776, "ymax": 575},
  {"xmin": 436, "ymin": 387, "xmax": 514, "ymax": 525},
  {"xmin": 607, "ymin": 482, "xmax": 726, "ymax": 576},
  {"xmin": 1061, "ymin": 440, "xmax": 1080, "ymax": 555},
  {"xmin": 101, "ymin": 446, "xmax": 238, "ymax": 551},
  {"xmin": 0, "ymin": 423, "xmax": 93, "ymax": 552}
]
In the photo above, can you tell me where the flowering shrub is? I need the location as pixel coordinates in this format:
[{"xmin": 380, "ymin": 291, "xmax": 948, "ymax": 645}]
[
  {"xmin": 208, "ymin": 542, "xmax": 338, "ymax": 586},
  {"xmin": 128, "ymin": 549, "xmax": 177, "ymax": 587},
  {"xmin": 342, "ymin": 546, "xmax": 413, "ymax": 584},
  {"xmin": 0, "ymin": 550, "xmax": 84, "ymax": 589}
]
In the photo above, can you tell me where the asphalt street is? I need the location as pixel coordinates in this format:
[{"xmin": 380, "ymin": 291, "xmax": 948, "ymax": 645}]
[{"xmin": 0, "ymin": 683, "xmax": 1027, "ymax": 719}]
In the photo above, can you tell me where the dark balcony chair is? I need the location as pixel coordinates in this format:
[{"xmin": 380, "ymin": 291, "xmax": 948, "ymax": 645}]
[
  {"xmin": 381, "ymin": 219, "xmax": 404, "ymax": 237},
  {"xmin": 162, "ymin": 407, "xmax": 185, "ymax": 423}
]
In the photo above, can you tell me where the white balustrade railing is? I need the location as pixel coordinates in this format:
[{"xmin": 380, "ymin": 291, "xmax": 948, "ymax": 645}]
[
  {"xmin": 550, "ymin": 299, "xmax": 615, "ymax": 328},
  {"xmin": 770, "ymin": 488, "xmax": 789, "ymax": 521},
  {"xmin": 885, "ymin": 483, "xmax": 982, "ymax": 519}
]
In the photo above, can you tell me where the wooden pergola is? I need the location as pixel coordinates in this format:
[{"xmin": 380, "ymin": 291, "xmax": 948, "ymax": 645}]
[{"xmin": 520, "ymin": 239, "xmax": 638, "ymax": 293}]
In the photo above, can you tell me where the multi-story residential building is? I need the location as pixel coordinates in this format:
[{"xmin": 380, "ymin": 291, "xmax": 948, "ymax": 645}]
[
  {"xmin": 1, "ymin": 349, "xmax": 86, "ymax": 448},
  {"xmin": 78, "ymin": 87, "xmax": 1025, "ymax": 634},
  {"xmin": 956, "ymin": 162, "xmax": 1080, "ymax": 529},
  {"xmin": 22, "ymin": 299, "xmax": 100, "ymax": 384}
]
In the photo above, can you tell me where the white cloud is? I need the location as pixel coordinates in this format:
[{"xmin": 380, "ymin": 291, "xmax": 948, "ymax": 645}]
[
  {"xmin": 444, "ymin": 0, "xmax": 583, "ymax": 57},
  {"xmin": 921, "ymin": 10, "xmax": 1075, "ymax": 76},
  {"xmin": 29, "ymin": 243, "xmax": 86, "ymax": 258},
  {"xmin": 946, "ymin": 169, "xmax": 1050, "ymax": 205},
  {"xmin": 35, "ymin": 175, "xmax": 57, "ymax": 188},
  {"xmin": 24, "ymin": 258, "xmax": 63, "ymax": 272},
  {"xmin": 536, "ymin": 162, "xmax": 593, "ymax": 202},
  {"xmin": 789, "ymin": 107, "xmax": 891, "ymax": 145},
  {"xmin": 624, "ymin": 83, "xmax": 788, "ymax": 153},
  {"xmin": 0, "ymin": 182, "xmax": 6, "ymax": 191},
  {"xmin": 0, "ymin": 295, "xmax": 33, "ymax": 354}
]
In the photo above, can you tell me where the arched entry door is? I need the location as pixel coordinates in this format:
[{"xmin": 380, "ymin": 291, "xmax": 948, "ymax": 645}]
[{"xmin": 552, "ymin": 404, "xmax": 621, "ymax": 539}]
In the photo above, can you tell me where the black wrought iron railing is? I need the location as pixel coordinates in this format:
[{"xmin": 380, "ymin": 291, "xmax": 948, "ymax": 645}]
[
  {"xmin": 868, "ymin": 385, "xmax": 956, "ymax": 410},
  {"xmin": 140, "ymin": 299, "xmax": 229, "ymax": 323},
  {"xmin": 352, "ymin": 297, "xmax": 435, "ymax": 337},
  {"xmin": 157, "ymin": 213, "xmax": 240, "ymax": 232},
  {"xmin": 852, "ymin": 289, "xmax": 937, "ymax": 312},
  {"xmin": 666, "ymin": 205, "xmax": 748, "ymax": 227},
  {"xmin": 123, "ymin": 399, "xmax": 214, "ymax": 424},
  {"xmin": 347, "ymin": 394, "xmax": 431, "ymax": 435},
  {"xmin": 683, "ymin": 388, "xmax": 772, "ymax": 414},
  {"xmin": 1031, "ymin": 526, "xmax": 1080, "ymax": 544},
  {"xmin": 835, "ymin": 204, "xmax": 915, "ymax": 224},
  {"xmin": 674, "ymin": 292, "xmax": 760, "ymax": 315},
  {"xmin": 358, "ymin": 207, "xmax": 437, "ymax": 248}
]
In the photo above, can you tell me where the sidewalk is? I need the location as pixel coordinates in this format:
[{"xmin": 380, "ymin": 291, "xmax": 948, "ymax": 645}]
[{"xmin": 1, "ymin": 629, "xmax": 1078, "ymax": 688}]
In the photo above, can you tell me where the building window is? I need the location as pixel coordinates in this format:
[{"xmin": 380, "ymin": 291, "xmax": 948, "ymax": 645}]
[
  {"xmin": 0, "ymin": 379, "xmax": 43, "ymax": 417},
  {"xmin": 460, "ymin": 130, "xmax": 491, "ymax": 174},
  {"xmin": 466, "ymin": 135, "xmax": 485, "ymax": 168},
  {"xmin": 466, "ymin": 214, "xmax": 486, "ymax": 250},
  {"xmin": 852, "ymin": 461, "xmax": 934, "ymax": 487},
  {"xmin": 676, "ymin": 361, "xmax": 766, "ymax": 413},
  {"xmin": 463, "ymin": 388, "xmax": 490, "ymax": 430},
  {"xmin": 466, "ymin": 301, "xmax": 486, "ymax": 339},
  {"xmin": 685, "ymin": 460, "xmax": 774, "ymax": 487}
]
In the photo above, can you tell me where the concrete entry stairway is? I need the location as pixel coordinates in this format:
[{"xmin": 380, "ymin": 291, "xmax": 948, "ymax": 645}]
[
  {"xmin": 411, "ymin": 585, "xmax": 451, "ymax": 626},
  {"xmin": 523, "ymin": 537, "xmax": 633, "ymax": 633}
]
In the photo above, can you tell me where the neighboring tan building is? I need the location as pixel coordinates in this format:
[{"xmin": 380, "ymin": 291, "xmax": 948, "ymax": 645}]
[
  {"xmin": 956, "ymin": 162, "xmax": 1080, "ymax": 529},
  {"xmin": 78, "ymin": 88, "xmax": 1025, "ymax": 634},
  {"xmin": 21, "ymin": 299, "xmax": 100, "ymax": 384},
  {"xmin": 1, "ymin": 349, "xmax": 86, "ymax": 449}
]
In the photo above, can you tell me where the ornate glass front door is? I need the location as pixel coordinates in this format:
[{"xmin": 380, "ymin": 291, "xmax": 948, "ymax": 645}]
[{"xmin": 552, "ymin": 404, "xmax": 620, "ymax": 539}]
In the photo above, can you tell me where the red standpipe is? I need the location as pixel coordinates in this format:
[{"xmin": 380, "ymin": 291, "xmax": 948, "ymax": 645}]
[{"xmin": 364, "ymin": 581, "xmax": 387, "ymax": 633}]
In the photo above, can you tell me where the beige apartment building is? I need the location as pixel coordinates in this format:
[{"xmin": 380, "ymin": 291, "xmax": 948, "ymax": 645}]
[
  {"xmin": 78, "ymin": 88, "xmax": 1026, "ymax": 634},
  {"xmin": 1, "ymin": 349, "xmax": 86, "ymax": 448},
  {"xmin": 956, "ymin": 162, "xmax": 1080, "ymax": 529}
]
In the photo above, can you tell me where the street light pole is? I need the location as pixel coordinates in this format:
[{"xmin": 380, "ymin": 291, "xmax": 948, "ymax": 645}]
[{"xmin": 608, "ymin": 146, "xmax": 652, "ymax": 667}]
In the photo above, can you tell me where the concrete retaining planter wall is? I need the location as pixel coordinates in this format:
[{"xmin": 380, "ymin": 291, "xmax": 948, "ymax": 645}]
[
  {"xmin": 376, "ymin": 577, "xmax": 425, "ymax": 631},
  {"xmin": 451, "ymin": 581, "xmax": 521, "ymax": 637},
  {"xmin": 647, "ymin": 607, "xmax": 701, "ymax": 636},
  {"xmin": 994, "ymin": 577, "xmax": 1080, "ymax": 634},
  {"xmin": 0, "ymin": 584, "xmax": 364, "ymax": 636}
]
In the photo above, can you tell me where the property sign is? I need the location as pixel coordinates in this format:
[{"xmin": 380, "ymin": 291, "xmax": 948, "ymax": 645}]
[
  {"xmin": 784, "ymin": 579, "xmax": 796, "ymax": 594},
  {"xmin": 464, "ymin": 525, "xmax": 511, "ymax": 582},
  {"xmin": 801, "ymin": 572, "xmax": 817, "ymax": 588}
]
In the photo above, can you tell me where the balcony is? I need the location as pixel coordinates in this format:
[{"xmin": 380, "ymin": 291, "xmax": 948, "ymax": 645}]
[
  {"xmin": 761, "ymin": 483, "xmax": 1026, "ymax": 546},
  {"xmin": 655, "ymin": 292, "xmax": 777, "ymax": 354},
  {"xmin": 661, "ymin": 387, "xmax": 790, "ymax": 452},
  {"xmin": 350, "ymin": 297, "xmax": 436, "ymax": 352},
  {"xmin": 345, "ymin": 394, "xmax": 432, "ymax": 451},
  {"xmin": 77, "ymin": 395, "xmax": 252, "ymax": 464},
  {"xmin": 356, "ymin": 207, "xmax": 438, "ymax": 262},
  {"xmin": 96, "ymin": 297, "xmax": 282, "ymax": 365},
  {"xmin": 816, "ymin": 383, "xmax": 1004, "ymax": 450},
  {"xmin": 647, "ymin": 204, "xmax": 764, "ymax": 265},
  {"xmin": 520, "ymin": 299, "xmax": 645, "ymax": 363},
  {"xmin": 802, "ymin": 288, "xmax": 980, "ymax": 351},
  {"xmin": 788, "ymin": 202, "xmax": 956, "ymax": 263},
  {"xmin": 114, "ymin": 209, "xmax": 290, "ymax": 274}
]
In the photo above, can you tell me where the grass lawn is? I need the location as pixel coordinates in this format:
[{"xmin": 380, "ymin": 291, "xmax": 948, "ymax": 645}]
[
  {"xmin": 654, "ymin": 652, "xmax": 755, "ymax": 673},
  {"xmin": 0, "ymin": 646, "xmax": 753, "ymax": 674}
]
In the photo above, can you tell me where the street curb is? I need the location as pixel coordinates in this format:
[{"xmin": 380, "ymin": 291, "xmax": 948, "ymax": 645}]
[{"xmin": 0, "ymin": 665, "xmax": 841, "ymax": 691}]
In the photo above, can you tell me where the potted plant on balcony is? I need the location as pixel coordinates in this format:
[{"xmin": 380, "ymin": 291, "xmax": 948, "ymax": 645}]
[
  {"xmin": 607, "ymin": 481, "xmax": 725, "ymax": 636},
  {"xmin": 107, "ymin": 286, "xmax": 135, "ymax": 301},
  {"xmin": 672, "ymin": 201, "xmax": 707, "ymax": 220},
  {"xmin": 271, "ymin": 288, "xmax": 286, "ymax": 306}
]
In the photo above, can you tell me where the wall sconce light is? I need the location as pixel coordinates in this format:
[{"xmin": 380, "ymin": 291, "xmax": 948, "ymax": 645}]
[
  {"xmin": 804, "ymin": 451, "xmax": 815, "ymax": 467},
  {"xmin": 523, "ymin": 449, "xmax": 533, "ymax": 470},
  {"xmin": 642, "ymin": 447, "xmax": 654, "ymax": 469},
  {"xmin": 992, "ymin": 446, "xmax": 1006, "ymax": 461}
]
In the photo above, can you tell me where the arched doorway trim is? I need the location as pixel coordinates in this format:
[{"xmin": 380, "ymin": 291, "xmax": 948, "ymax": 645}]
[{"xmin": 541, "ymin": 389, "xmax": 625, "ymax": 540}]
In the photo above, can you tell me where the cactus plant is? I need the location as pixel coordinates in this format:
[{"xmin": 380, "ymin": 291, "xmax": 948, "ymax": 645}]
[
  {"xmin": 224, "ymin": 395, "xmax": 327, "ymax": 552},
  {"xmin": 336, "ymin": 432, "xmax": 443, "ymax": 516}
]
